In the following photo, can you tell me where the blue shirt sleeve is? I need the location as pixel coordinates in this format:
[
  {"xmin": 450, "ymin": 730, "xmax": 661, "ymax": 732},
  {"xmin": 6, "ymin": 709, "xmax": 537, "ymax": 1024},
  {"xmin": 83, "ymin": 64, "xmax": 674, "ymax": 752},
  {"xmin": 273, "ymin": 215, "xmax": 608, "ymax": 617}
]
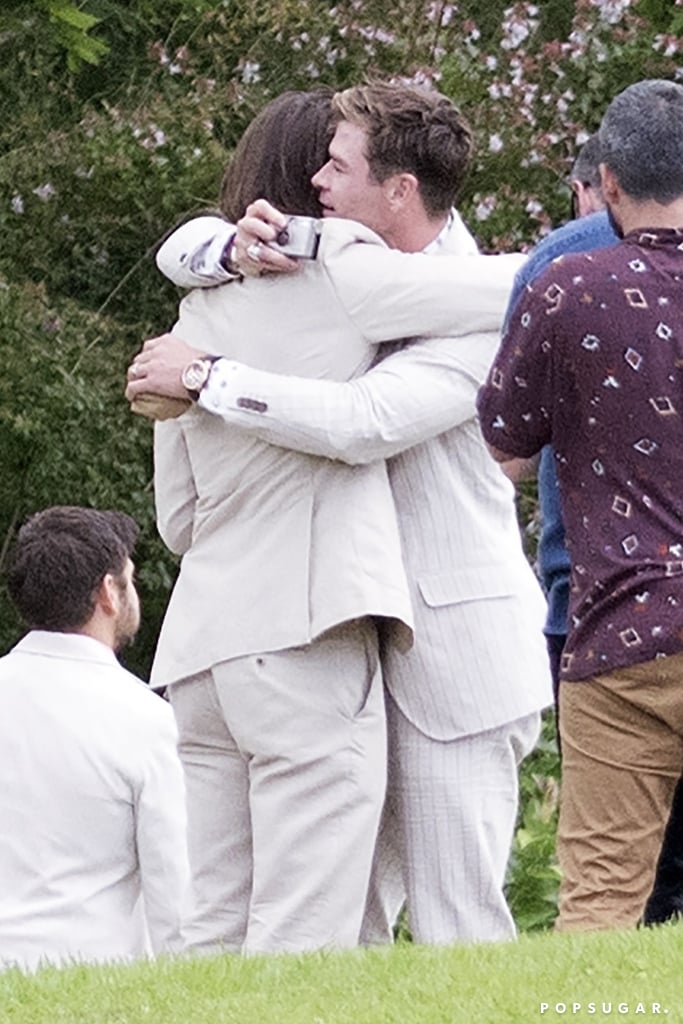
[{"xmin": 504, "ymin": 211, "xmax": 617, "ymax": 332}]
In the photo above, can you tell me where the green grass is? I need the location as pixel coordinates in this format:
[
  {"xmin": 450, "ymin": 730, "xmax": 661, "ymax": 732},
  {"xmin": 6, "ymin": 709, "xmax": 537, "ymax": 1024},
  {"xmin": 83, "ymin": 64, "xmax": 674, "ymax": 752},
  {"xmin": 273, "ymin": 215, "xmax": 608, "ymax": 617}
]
[{"xmin": 2, "ymin": 925, "xmax": 682, "ymax": 1024}]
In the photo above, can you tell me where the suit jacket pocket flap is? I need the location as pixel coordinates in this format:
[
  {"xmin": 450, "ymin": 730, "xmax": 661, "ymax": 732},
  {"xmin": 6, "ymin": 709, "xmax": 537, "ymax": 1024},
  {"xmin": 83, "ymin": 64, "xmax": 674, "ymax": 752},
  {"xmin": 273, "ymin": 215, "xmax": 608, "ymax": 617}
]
[{"xmin": 417, "ymin": 568, "xmax": 516, "ymax": 608}]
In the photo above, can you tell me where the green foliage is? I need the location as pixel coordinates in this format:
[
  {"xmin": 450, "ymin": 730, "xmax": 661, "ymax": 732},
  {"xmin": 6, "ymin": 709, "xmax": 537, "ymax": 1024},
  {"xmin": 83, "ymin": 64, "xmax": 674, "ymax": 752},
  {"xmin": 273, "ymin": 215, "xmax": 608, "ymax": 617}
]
[
  {"xmin": 634, "ymin": 0, "xmax": 683, "ymax": 33},
  {"xmin": 437, "ymin": 2, "xmax": 683, "ymax": 249},
  {"xmin": 45, "ymin": 0, "xmax": 109, "ymax": 70},
  {"xmin": 5, "ymin": 0, "xmax": 681, "ymax": 324},
  {"xmin": 0, "ymin": 1, "xmax": 108, "ymax": 96},
  {"xmin": 0, "ymin": 94, "xmax": 224, "ymax": 320},
  {"xmin": 506, "ymin": 712, "xmax": 562, "ymax": 931},
  {"xmin": 0, "ymin": 278, "xmax": 176, "ymax": 678}
]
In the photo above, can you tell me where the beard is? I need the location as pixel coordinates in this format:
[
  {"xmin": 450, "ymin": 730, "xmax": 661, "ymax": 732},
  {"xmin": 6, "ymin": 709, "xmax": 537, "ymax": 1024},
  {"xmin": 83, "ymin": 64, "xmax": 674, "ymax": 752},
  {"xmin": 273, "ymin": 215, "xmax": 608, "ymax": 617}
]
[
  {"xmin": 113, "ymin": 592, "xmax": 141, "ymax": 653},
  {"xmin": 606, "ymin": 202, "xmax": 625, "ymax": 239}
]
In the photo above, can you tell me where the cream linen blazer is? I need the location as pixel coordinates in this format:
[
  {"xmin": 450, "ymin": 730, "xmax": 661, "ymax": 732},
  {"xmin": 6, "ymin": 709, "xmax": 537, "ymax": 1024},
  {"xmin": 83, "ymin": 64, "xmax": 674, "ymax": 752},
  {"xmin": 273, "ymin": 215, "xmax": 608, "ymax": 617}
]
[{"xmin": 151, "ymin": 217, "xmax": 524, "ymax": 688}]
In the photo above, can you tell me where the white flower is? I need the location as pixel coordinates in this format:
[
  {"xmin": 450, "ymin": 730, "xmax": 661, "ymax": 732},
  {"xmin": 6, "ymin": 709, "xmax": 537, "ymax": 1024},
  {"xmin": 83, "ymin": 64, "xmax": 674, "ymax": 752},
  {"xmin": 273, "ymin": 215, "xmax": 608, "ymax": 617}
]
[
  {"xmin": 399, "ymin": 69, "xmax": 438, "ymax": 87},
  {"xmin": 653, "ymin": 34, "xmax": 680, "ymax": 57},
  {"xmin": 367, "ymin": 27, "xmax": 395, "ymax": 44},
  {"xmin": 474, "ymin": 195, "xmax": 497, "ymax": 221},
  {"xmin": 501, "ymin": 6, "xmax": 540, "ymax": 51},
  {"xmin": 593, "ymin": 0, "xmax": 632, "ymax": 25},
  {"xmin": 427, "ymin": 3, "xmax": 456, "ymax": 25},
  {"xmin": 32, "ymin": 183, "xmax": 57, "ymax": 202},
  {"xmin": 240, "ymin": 61, "xmax": 261, "ymax": 85},
  {"xmin": 488, "ymin": 133, "xmax": 504, "ymax": 153},
  {"xmin": 11, "ymin": 194, "xmax": 24, "ymax": 214},
  {"xmin": 501, "ymin": 20, "xmax": 531, "ymax": 51}
]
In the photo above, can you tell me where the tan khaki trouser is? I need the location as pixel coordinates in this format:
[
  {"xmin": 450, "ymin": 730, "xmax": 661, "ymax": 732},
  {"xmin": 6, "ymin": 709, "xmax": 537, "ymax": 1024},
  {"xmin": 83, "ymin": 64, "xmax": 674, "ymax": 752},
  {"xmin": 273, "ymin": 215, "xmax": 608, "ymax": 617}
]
[{"xmin": 556, "ymin": 651, "xmax": 683, "ymax": 931}]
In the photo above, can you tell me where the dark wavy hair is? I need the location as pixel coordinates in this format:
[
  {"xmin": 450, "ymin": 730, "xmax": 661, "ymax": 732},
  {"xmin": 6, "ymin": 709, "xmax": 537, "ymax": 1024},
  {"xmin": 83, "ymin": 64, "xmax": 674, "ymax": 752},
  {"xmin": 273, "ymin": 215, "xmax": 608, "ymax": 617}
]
[{"xmin": 220, "ymin": 89, "xmax": 334, "ymax": 220}]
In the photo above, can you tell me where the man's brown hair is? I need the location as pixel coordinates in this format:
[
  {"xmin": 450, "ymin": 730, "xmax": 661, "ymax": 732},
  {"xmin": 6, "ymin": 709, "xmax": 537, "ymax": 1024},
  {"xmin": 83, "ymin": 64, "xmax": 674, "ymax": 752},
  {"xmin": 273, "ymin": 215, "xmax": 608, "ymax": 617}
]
[
  {"xmin": 332, "ymin": 81, "xmax": 473, "ymax": 217},
  {"xmin": 6, "ymin": 506, "xmax": 139, "ymax": 632}
]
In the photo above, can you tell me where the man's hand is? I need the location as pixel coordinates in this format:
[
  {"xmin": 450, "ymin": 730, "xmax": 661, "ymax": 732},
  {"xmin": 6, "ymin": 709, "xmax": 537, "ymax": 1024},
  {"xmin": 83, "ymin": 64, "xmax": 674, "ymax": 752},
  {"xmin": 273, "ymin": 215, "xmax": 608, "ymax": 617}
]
[
  {"xmin": 126, "ymin": 333, "xmax": 205, "ymax": 403},
  {"xmin": 232, "ymin": 199, "xmax": 302, "ymax": 277},
  {"xmin": 500, "ymin": 453, "xmax": 540, "ymax": 484},
  {"xmin": 129, "ymin": 394, "xmax": 193, "ymax": 421}
]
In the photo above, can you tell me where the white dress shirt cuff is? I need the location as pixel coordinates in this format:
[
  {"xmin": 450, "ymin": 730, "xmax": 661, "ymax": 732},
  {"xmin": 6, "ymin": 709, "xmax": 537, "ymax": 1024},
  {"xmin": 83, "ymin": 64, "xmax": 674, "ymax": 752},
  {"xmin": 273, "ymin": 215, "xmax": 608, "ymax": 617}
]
[
  {"xmin": 198, "ymin": 359, "xmax": 259, "ymax": 414},
  {"xmin": 156, "ymin": 216, "xmax": 237, "ymax": 287}
]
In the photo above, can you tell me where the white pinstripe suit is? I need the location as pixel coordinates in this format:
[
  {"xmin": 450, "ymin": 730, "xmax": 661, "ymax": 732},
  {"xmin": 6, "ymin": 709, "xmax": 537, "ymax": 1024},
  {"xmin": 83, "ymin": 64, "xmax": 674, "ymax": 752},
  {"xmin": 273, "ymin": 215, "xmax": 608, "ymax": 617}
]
[{"xmin": 182, "ymin": 217, "xmax": 553, "ymax": 944}]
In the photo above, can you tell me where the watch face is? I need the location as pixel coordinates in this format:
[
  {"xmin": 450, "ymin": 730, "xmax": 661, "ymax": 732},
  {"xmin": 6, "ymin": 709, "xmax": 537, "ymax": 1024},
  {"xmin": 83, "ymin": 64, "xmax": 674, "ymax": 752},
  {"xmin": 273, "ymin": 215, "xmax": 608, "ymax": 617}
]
[{"xmin": 182, "ymin": 360, "xmax": 209, "ymax": 391}]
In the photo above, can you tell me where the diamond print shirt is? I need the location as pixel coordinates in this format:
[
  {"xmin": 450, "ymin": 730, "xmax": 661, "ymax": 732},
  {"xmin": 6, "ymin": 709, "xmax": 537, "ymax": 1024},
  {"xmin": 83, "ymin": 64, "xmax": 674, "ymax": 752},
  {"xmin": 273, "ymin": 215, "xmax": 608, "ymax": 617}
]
[{"xmin": 478, "ymin": 228, "xmax": 683, "ymax": 681}]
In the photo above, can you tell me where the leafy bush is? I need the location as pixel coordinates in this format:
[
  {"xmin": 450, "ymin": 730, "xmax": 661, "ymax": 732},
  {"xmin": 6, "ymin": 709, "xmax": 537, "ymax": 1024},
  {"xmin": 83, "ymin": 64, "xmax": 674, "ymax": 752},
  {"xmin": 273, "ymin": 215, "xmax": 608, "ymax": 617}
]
[
  {"xmin": 4, "ymin": 1, "xmax": 681, "ymax": 324},
  {"xmin": 0, "ymin": 277, "xmax": 175, "ymax": 678},
  {"xmin": 506, "ymin": 711, "xmax": 562, "ymax": 931}
]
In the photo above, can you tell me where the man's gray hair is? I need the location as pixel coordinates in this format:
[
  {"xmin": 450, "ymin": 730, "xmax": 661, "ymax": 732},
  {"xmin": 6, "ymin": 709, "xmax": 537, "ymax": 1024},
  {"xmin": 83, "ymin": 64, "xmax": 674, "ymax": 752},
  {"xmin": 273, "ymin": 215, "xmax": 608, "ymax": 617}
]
[
  {"xmin": 571, "ymin": 133, "xmax": 603, "ymax": 193},
  {"xmin": 599, "ymin": 79, "xmax": 683, "ymax": 202}
]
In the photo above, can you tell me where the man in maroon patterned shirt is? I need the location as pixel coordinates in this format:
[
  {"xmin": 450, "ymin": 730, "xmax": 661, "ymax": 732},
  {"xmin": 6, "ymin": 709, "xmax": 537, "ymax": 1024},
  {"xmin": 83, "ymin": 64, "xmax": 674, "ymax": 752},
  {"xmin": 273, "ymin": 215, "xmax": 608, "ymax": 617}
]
[{"xmin": 477, "ymin": 79, "xmax": 683, "ymax": 931}]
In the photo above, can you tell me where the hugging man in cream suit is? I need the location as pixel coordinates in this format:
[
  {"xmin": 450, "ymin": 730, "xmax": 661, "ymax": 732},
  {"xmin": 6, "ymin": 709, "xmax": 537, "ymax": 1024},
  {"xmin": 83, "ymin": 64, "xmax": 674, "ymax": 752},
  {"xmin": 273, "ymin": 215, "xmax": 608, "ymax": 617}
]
[
  {"xmin": 129, "ymin": 82, "xmax": 552, "ymax": 947},
  {"xmin": 130, "ymin": 88, "xmax": 529, "ymax": 955}
]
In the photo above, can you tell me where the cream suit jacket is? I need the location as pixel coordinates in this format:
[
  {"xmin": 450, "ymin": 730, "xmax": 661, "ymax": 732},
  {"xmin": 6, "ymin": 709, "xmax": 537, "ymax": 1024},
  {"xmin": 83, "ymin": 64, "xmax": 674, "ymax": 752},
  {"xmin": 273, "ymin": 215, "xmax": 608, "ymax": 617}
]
[
  {"xmin": 186, "ymin": 221, "xmax": 553, "ymax": 737},
  {"xmin": 151, "ymin": 217, "xmax": 524, "ymax": 688}
]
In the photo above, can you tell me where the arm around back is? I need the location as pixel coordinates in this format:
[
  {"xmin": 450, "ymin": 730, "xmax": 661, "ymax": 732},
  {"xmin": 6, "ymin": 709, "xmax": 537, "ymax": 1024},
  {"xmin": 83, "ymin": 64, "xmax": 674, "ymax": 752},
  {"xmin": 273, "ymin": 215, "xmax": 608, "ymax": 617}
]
[{"xmin": 198, "ymin": 331, "xmax": 501, "ymax": 465}]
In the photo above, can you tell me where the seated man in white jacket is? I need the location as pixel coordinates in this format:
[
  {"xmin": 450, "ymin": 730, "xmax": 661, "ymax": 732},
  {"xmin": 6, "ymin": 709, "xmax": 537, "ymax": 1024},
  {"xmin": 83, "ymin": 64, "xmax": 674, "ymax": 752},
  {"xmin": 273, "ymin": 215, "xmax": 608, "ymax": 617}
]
[
  {"xmin": 0, "ymin": 506, "xmax": 188, "ymax": 972},
  {"xmin": 128, "ymin": 82, "xmax": 552, "ymax": 948}
]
